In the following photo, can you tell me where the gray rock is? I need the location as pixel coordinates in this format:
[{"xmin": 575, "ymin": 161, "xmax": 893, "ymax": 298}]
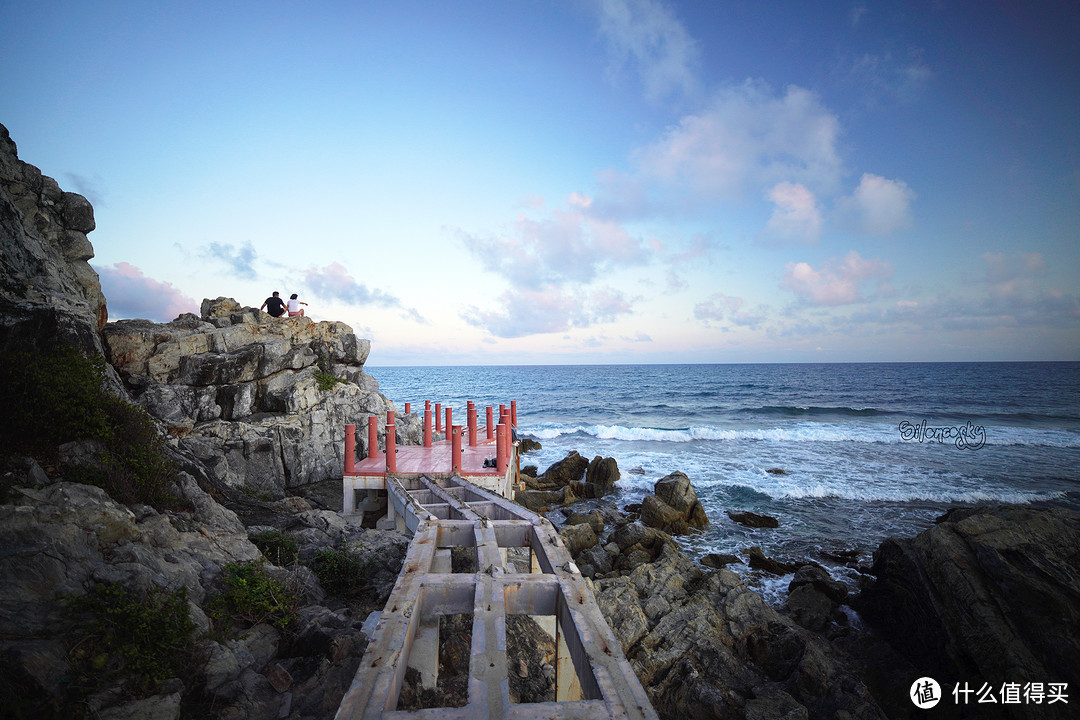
[
  {"xmin": 788, "ymin": 564, "xmax": 848, "ymax": 604},
  {"xmin": 726, "ymin": 510, "xmax": 780, "ymax": 528},
  {"xmin": 638, "ymin": 472, "xmax": 709, "ymax": 534},
  {"xmin": 857, "ymin": 505, "xmax": 1080, "ymax": 694},
  {"xmin": 0, "ymin": 123, "xmax": 109, "ymax": 357}
]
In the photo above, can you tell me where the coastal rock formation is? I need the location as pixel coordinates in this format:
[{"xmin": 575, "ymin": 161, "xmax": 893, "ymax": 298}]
[
  {"xmin": 517, "ymin": 451, "xmax": 621, "ymax": 510},
  {"xmin": 856, "ymin": 505, "xmax": 1080, "ymax": 711},
  {"xmin": 0, "ymin": 122, "xmax": 108, "ymax": 356},
  {"xmin": 639, "ymin": 471, "xmax": 709, "ymax": 534},
  {"xmin": 591, "ymin": 522, "xmax": 885, "ymax": 720},
  {"xmin": 101, "ymin": 298, "xmax": 421, "ymax": 494}
]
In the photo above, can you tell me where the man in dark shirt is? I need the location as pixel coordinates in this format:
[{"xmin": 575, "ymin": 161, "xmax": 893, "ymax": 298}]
[{"xmin": 260, "ymin": 291, "xmax": 287, "ymax": 318}]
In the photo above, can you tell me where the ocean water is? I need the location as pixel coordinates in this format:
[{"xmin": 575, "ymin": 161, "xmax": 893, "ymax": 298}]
[{"xmin": 366, "ymin": 362, "xmax": 1080, "ymax": 595}]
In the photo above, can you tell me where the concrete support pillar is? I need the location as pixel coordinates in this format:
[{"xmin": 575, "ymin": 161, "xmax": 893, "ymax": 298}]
[
  {"xmin": 445, "ymin": 407, "xmax": 453, "ymax": 442},
  {"xmin": 404, "ymin": 402, "xmax": 411, "ymax": 415},
  {"xmin": 468, "ymin": 405, "xmax": 477, "ymax": 446},
  {"xmin": 486, "ymin": 406, "xmax": 494, "ymax": 440},
  {"xmin": 343, "ymin": 478, "xmax": 356, "ymax": 516},
  {"xmin": 423, "ymin": 407, "xmax": 432, "ymax": 447},
  {"xmin": 386, "ymin": 411, "xmax": 397, "ymax": 473},
  {"xmin": 435, "ymin": 403, "xmax": 442, "ymax": 432},
  {"xmin": 511, "ymin": 400, "xmax": 517, "ymax": 428},
  {"xmin": 345, "ymin": 424, "xmax": 355, "ymax": 474},
  {"xmin": 367, "ymin": 416, "xmax": 379, "ymax": 459}
]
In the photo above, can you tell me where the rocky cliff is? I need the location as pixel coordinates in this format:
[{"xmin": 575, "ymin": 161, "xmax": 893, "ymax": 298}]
[
  {"xmin": 102, "ymin": 297, "xmax": 421, "ymax": 495},
  {"xmin": 0, "ymin": 123, "xmax": 107, "ymax": 356}
]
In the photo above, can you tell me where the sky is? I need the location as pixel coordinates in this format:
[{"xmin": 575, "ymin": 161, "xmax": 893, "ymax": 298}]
[{"xmin": 2, "ymin": 0, "xmax": 1078, "ymax": 364}]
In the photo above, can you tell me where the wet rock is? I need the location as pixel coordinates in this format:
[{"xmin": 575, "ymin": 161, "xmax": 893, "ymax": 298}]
[
  {"xmin": 639, "ymin": 471, "xmax": 709, "ymax": 534},
  {"xmin": 765, "ymin": 467, "xmax": 787, "ymax": 475},
  {"xmin": 702, "ymin": 552, "xmax": 741, "ymax": 569},
  {"xmin": 746, "ymin": 546, "xmax": 798, "ymax": 575},
  {"xmin": 726, "ymin": 510, "xmax": 780, "ymax": 528},
  {"xmin": 534, "ymin": 451, "xmax": 589, "ymax": 489},
  {"xmin": 517, "ymin": 438, "xmax": 542, "ymax": 454},
  {"xmin": 789, "ymin": 564, "xmax": 847, "ymax": 604}
]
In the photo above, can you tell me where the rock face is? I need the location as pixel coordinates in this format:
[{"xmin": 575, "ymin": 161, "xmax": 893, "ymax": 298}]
[
  {"xmin": 102, "ymin": 298, "xmax": 421, "ymax": 494},
  {"xmin": 639, "ymin": 471, "xmax": 709, "ymax": 535},
  {"xmin": 857, "ymin": 505, "xmax": 1080, "ymax": 704},
  {"xmin": 517, "ymin": 452, "xmax": 621, "ymax": 511},
  {"xmin": 0, "ymin": 122, "xmax": 108, "ymax": 356},
  {"xmin": 591, "ymin": 522, "xmax": 885, "ymax": 720}
]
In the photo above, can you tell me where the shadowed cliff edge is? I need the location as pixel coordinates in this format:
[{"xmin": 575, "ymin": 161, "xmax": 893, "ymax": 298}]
[{"xmin": 2, "ymin": 122, "xmax": 1076, "ymax": 720}]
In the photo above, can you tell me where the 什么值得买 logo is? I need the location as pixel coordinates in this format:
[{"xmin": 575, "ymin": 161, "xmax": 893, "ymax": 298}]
[{"xmin": 898, "ymin": 420, "xmax": 986, "ymax": 450}]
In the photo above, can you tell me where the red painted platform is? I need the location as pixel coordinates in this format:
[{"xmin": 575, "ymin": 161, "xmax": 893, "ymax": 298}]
[{"xmin": 347, "ymin": 435, "xmax": 503, "ymax": 477}]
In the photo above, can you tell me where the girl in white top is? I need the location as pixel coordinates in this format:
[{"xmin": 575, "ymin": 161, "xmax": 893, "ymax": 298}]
[{"xmin": 287, "ymin": 293, "xmax": 308, "ymax": 317}]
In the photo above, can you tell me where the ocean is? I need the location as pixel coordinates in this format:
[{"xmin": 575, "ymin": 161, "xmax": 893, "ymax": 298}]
[{"xmin": 365, "ymin": 362, "xmax": 1080, "ymax": 598}]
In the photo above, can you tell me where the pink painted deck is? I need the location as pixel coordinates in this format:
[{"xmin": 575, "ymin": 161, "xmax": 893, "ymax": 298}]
[{"xmin": 348, "ymin": 435, "xmax": 503, "ymax": 477}]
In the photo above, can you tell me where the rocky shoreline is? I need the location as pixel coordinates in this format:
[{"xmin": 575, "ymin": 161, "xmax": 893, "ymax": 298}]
[{"xmin": 3, "ymin": 122, "xmax": 1077, "ymax": 720}]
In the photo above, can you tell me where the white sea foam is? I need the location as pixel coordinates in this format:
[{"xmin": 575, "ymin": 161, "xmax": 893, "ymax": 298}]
[{"xmin": 522, "ymin": 422, "xmax": 1080, "ymax": 448}]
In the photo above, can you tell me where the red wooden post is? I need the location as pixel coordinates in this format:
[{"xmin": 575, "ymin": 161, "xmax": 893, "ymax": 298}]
[
  {"xmin": 445, "ymin": 407, "xmax": 453, "ymax": 442},
  {"xmin": 511, "ymin": 400, "xmax": 517, "ymax": 428},
  {"xmin": 345, "ymin": 424, "xmax": 355, "ymax": 474},
  {"xmin": 386, "ymin": 411, "xmax": 397, "ymax": 472},
  {"xmin": 468, "ymin": 405, "xmax": 477, "ymax": 446},
  {"xmin": 405, "ymin": 402, "xmax": 411, "ymax": 414},
  {"xmin": 496, "ymin": 423, "xmax": 507, "ymax": 473},
  {"xmin": 451, "ymin": 425, "xmax": 462, "ymax": 473},
  {"xmin": 423, "ymin": 406, "xmax": 432, "ymax": 447},
  {"xmin": 486, "ymin": 406, "xmax": 494, "ymax": 440},
  {"xmin": 435, "ymin": 403, "xmax": 442, "ymax": 432},
  {"xmin": 367, "ymin": 415, "xmax": 379, "ymax": 459}
]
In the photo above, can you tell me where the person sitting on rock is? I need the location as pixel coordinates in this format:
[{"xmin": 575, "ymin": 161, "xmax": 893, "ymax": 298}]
[
  {"xmin": 260, "ymin": 291, "xmax": 287, "ymax": 318},
  {"xmin": 287, "ymin": 293, "xmax": 308, "ymax": 318}
]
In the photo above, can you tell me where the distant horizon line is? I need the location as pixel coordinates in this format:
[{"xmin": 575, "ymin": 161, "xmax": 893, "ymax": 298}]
[{"xmin": 365, "ymin": 359, "xmax": 1080, "ymax": 368}]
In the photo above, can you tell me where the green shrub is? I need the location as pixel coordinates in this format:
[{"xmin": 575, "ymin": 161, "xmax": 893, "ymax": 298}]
[
  {"xmin": 309, "ymin": 547, "xmax": 370, "ymax": 599},
  {"xmin": 210, "ymin": 561, "xmax": 298, "ymax": 632},
  {"xmin": 314, "ymin": 355, "xmax": 344, "ymax": 391},
  {"xmin": 251, "ymin": 529, "xmax": 300, "ymax": 566},
  {"xmin": 64, "ymin": 582, "xmax": 195, "ymax": 695},
  {"xmin": 0, "ymin": 346, "xmax": 185, "ymax": 510}
]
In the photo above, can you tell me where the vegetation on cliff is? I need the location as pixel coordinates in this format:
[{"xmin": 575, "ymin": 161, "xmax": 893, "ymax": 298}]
[{"xmin": 0, "ymin": 345, "xmax": 185, "ymax": 510}]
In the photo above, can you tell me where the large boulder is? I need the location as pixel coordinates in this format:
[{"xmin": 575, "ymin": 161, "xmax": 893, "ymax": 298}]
[
  {"xmin": 639, "ymin": 471, "xmax": 709, "ymax": 534},
  {"xmin": 0, "ymin": 122, "xmax": 109, "ymax": 357},
  {"xmin": 856, "ymin": 505, "xmax": 1080, "ymax": 699}
]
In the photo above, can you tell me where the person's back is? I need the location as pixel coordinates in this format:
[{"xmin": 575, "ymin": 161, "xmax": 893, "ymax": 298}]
[{"xmin": 261, "ymin": 292, "xmax": 286, "ymax": 318}]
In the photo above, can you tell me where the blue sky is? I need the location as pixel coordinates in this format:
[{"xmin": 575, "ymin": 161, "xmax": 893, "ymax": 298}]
[{"xmin": 3, "ymin": 0, "xmax": 1078, "ymax": 364}]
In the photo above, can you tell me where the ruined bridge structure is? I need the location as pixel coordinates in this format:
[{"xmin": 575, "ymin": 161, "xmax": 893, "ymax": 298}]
[{"xmin": 334, "ymin": 400, "xmax": 659, "ymax": 720}]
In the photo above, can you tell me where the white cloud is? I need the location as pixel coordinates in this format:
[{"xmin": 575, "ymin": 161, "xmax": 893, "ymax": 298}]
[
  {"xmin": 597, "ymin": 80, "xmax": 843, "ymax": 219},
  {"xmin": 762, "ymin": 181, "xmax": 823, "ymax": 244},
  {"xmin": 462, "ymin": 285, "xmax": 633, "ymax": 338},
  {"xmin": 837, "ymin": 173, "xmax": 915, "ymax": 235},
  {"xmin": 460, "ymin": 198, "xmax": 650, "ymax": 286},
  {"xmin": 693, "ymin": 291, "xmax": 767, "ymax": 328},
  {"xmin": 202, "ymin": 241, "xmax": 258, "ymax": 280},
  {"xmin": 95, "ymin": 262, "xmax": 198, "ymax": 322},
  {"xmin": 304, "ymin": 262, "xmax": 424, "ymax": 322},
  {"xmin": 782, "ymin": 251, "xmax": 892, "ymax": 306},
  {"xmin": 591, "ymin": 0, "xmax": 700, "ymax": 102}
]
